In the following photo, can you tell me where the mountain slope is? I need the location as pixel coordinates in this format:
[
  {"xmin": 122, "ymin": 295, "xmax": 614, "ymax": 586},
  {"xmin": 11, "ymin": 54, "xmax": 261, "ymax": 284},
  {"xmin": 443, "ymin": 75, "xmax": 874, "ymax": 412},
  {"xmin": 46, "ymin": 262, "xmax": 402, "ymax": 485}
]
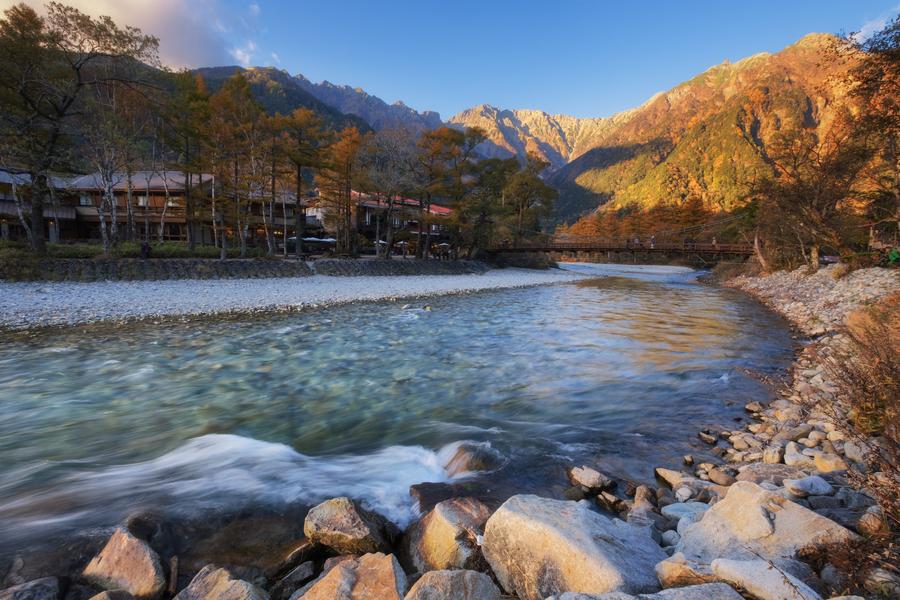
[
  {"xmin": 451, "ymin": 34, "xmax": 854, "ymax": 223},
  {"xmin": 193, "ymin": 66, "xmax": 370, "ymax": 131},
  {"xmin": 294, "ymin": 75, "xmax": 442, "ymax": 132}
]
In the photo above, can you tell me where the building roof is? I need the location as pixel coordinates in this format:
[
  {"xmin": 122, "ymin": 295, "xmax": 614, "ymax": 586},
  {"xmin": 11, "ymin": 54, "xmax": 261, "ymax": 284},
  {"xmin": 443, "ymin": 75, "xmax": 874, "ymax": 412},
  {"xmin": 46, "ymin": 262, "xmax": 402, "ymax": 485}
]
[
  {"xmin": 68, "ymin": 171, "xmax": 214, "ymax": 193},
  {"xmin": 352, "ymin": 191, "xmax": 452, "ymax": 216}
]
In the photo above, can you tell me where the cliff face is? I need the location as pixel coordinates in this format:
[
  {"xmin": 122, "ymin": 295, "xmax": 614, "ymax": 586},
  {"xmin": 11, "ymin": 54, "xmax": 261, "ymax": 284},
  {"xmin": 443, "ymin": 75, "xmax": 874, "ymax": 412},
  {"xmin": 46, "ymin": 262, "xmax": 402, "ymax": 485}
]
[
  {"xmin": 450, "ymin": 34, "xmax": 855, "ymax": 222},
  {"xmin": 295, "ymin": 75, "xmax": 443, "ymax": 133}
]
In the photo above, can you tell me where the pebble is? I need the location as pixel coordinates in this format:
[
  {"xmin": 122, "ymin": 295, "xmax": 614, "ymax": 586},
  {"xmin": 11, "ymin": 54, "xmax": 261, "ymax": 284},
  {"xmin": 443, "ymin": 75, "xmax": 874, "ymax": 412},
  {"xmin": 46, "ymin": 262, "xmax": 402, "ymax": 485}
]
[{"xmin": 784, "ymin": 475, "xmax": 834, "ymax": 497}]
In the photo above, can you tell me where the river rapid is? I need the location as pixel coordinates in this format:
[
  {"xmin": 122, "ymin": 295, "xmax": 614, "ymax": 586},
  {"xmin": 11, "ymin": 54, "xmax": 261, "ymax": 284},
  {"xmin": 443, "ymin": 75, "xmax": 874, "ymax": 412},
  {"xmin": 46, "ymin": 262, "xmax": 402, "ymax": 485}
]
[{"xmin": 0, "ymin": 263, "xmax": 794, "ymax": 555}]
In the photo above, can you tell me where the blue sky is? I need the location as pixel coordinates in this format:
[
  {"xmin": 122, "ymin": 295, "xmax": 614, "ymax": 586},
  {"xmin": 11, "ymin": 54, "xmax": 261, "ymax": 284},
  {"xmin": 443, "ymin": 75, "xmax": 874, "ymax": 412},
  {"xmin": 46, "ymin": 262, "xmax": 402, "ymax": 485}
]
[{"xmin": 5, "ymin": 0, "xmax": 900, "ymax": 119}]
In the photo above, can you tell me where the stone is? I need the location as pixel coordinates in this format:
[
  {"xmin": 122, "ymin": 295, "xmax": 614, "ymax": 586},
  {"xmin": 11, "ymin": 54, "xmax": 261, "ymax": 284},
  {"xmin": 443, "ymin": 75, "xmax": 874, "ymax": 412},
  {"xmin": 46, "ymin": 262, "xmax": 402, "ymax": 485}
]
[
  {"xmin": 303, "ymin": 497, "xmax": 395, "ymax": 555},
  {"xmin": 0, "ymin": 578, "xmax": 61, "ymax": 600},
  {"xmin": 481, "ymin": 495, "xmax": 666, "ymax": 600},
  {"xmin": 736, "ymin": 463, "xmax": 808, "ymax": 486},
  {"xmin": 712, "ymin": 558, "xmax": 822, "ymax": 600},
  {"xmin": 269, "ymin": 561, "xmax": 315, "ymax": 600},
  {"xmin": 785, "ymin": 442, "xmax": 814, "ymax": 467},
  {"xmin": 813, "ymin": 454, "xmax": 847, "ymax": 473},
  {"xmin": 660, "ymin": 530, "xmax": 680, "ymax": 547},
  {"xmin": 569, "ymin": 466, "xmax": 615, "ymax": 492},
  {"xmin": 697, "ymin": 432, "xmax": 717, "ymax": 445},
  {"xmin": 403, "ymin": 569, "xmax": 500, "ymax": 600},
  {"xmin": 644, "ymin": 584, "xmax": 744, "ymax": 599},
  {"xmin": 842, "ymin": 441, "xmax": 865, "ymax": 464},
  {"xmin": 654, "ymin": 553, "xmax": 716, "ymax": 588},
  {"xmin": 865, "ymin": 567, "xmax": 900, "ymax": 598},
  {"xmin": 785, "ymin": 476, "xmax": 834, "ymax": 498},
  {"xmin": 90, "ymin": 593, "xmax": 136, "ymax": 600},
  {"xmin": 659, "ymin": 502, "xmax": 708, "ymax": 522},
  {"xmin": 442, "ymin": 442, "xmax": 499, "ymax": 477},
  {"xmin": 682, "ymin": 455, "xmax": 693, "ymax": 466},
  {"xmin": 763, "ymin": 446, "xmax": 785, "ymax": 464},
  {"xmin": 403, "ymin": 497, "xmax": 490, "ymax": 572},
  {"xmin": 706, "ymin": 468, "xmax": 735, "ymax": 486},
  {"xmin": 745, "ymin": 401, "xmax": 764, "ymax": 413},
  {"xmin": 83, "ymin": 528, "xmax": 166, "ymax": 600},
  {"xmin": 173, "ymin": 565, "xmax": 267, "ymax": 600},
  {"xmin": 297, "ymin": 553, "xmax": 406, "ymax": 600},
  {"xmin": 674, "ymin": 487, "xmax": 692, "ymax": 502},
  {"xmin": 675, "ymin": 482, "xmax": 858, "ymax": 565}
]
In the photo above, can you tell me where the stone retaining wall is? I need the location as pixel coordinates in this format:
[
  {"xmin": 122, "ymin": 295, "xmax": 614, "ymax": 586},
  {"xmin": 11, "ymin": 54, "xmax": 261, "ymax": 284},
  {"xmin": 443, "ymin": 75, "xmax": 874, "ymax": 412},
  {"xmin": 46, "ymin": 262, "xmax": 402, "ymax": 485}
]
[{"xmin": 0, "ymin": 257, "xmax": 492, "ymax": 281}]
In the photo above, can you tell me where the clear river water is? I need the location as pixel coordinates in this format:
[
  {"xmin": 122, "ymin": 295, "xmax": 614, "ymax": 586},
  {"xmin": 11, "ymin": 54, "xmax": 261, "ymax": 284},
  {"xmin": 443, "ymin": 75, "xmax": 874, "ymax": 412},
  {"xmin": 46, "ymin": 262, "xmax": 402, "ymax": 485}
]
[{"xmin": 0, "ymin": 263, "xmax": 794, "ymax": 554}]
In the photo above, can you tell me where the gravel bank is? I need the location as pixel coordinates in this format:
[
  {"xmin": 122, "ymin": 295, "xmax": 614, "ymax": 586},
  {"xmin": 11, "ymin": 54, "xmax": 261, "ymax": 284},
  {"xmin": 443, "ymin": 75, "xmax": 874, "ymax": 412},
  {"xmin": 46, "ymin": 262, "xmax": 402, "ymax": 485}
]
[{"xmin": 0, "ymin": 268, "xmax": 586, "ymax": 330}]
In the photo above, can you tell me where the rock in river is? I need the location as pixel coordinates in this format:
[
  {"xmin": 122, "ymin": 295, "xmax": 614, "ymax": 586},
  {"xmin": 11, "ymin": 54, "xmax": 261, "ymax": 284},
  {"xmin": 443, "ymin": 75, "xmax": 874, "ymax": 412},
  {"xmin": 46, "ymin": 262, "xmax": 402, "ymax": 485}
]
[
  {"xmin": 0, "ymin": 578, "xmax": 62, "ymax": 600},
  {"xmin": 303, "ymin": 497, "xmax": 396, "ymax": 555},
  {"xmin": 711, "ymin": 558, "xmax": 822, "ymax": 600},
  {"xmin": 545, "ymin": 582, "xmax": 743, "ymax": 599},
  {"xmin": 481, "ymin": 495, "xmax": 666, "ymax": 600},
  {"xmin": 404, "ymin": 497, "xmax": 490, "ymax": 572},
  {"xmin": 83, "ymin": 528, "xmax": 166, "ymax": 600},
  {"xmin": 173, "ymin": 565, "xmax": 267, "ymax": 600},
  {"xmin": 403, "ymin": 569, "xmax": 500, "ymax": 600}
]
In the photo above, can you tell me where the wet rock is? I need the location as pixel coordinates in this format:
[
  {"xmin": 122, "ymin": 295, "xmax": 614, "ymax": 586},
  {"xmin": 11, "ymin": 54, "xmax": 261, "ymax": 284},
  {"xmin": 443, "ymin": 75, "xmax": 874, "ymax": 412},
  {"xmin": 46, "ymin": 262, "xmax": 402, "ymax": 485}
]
[
  {"xmin": 568, "ymin": 466, "xmax": 615, "ymax": 492},
  {"xmin": 546, "ymin": 583, "xmax": 743, "ymax": 599},
  {"xmin": 481, "ymin": 495, "xmax": 665, "ymax": 599},
  {"xmin": 697, "ymin": 432, "xmax": 717, "ymax": 445},
  {"xmin": 89, "ymin": 593, "xmax": 135, "ymax": 600},
  {"xmin": 83, "ymin": 528, "xmax": 166, "ymax": 600},
  {"xmin": 303, "ymin": 497, "xmax": 396, "ymax": 555},
  {"xmin": 403, "ymin": 569, "xmax": 500, "ymax": 600},
  {"xmin": 172, "ymin": 565, "xmax": 267, "ymax": 600},
  {"xmin": 660, "ymin": 530, "xmax": 680, "ymax": 547},
  {"xmin": 705, "ymin": 468, "xmax": 735, "ymax": 486},
  {"xmin": 712, "ymin": 558, "xmax": 822, "ymax": 600},
  {"xmin": 675, "ymin": 482, "xmax": 858, "ymax": 564},
  {"xmin": 654, "ymin": 553, "xmax": 716, "ymax": 588},
  {"xmin": 403, "ymin": 497, "xmax": 490, "ymax": 572},
  {"xmin": 0, "ymin": 578, "xmax": 62, "ymax": 600},
  {"xmin": 441, "ymin": 443, "xmax": 499, "ymax": 477},
  {"xmin": 785, "ymin": 476, "xmax": 834, "ymax": 497},
  {"xmin": 296, "ymin": 553, "xmax": 406, "ymax": 600},
  {"xmin": 745, "ymin": 401, "xmax": 764, "ymax": 413},
  {"xmin": 269, "ymin": 562, "xmax": 315, "ymax": 600}
]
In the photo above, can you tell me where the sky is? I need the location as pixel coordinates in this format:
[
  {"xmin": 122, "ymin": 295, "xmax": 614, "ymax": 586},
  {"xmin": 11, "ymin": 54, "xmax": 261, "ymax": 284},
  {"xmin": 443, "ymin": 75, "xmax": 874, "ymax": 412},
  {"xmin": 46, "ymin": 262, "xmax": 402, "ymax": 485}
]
[{"xmin": 3, "ymin": 0, "xmax": 900, "ymax": 120}]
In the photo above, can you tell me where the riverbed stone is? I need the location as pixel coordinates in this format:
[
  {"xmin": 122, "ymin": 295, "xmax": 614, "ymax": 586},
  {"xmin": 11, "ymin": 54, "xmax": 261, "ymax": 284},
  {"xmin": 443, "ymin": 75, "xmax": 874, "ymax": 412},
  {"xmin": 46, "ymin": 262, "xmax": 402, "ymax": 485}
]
[
  {"xmin": 785, "ymin": 442, "xmax": 815, "ymax": 467},
  {"xmin": 482, "ymin": 495, "xmax": 665, "ymax": 599},
  {"xmin": 403, "ymin": 569, "xmax": 499, "ymax": 600},
  {"xmin": 785, "ymin": 476, "xmax": 834, "ymax": 498},
  {"xmin": 173, "ymin": 565, "xmax": 267, "ymax": 600},
  {"xmin": 546, "ymin": 582, "xmax": 744, "ymax": 599},
  {"xmin": 441, "ymin": 442, "xmax": 500, "ymax": 476},
  {"xmin": 674, "ymin": 482, "xmax": 858, "ymax": 565},
  {"xmin": 763, "ymin": 446, "xmax": 784, "ymax": 464},
  {"xmin": 303, "ymin": 497, "xmax": 395, "ymax": 555},
  {"xmin": 0, "ymin": 577, "xmax": 61, "ymax": 600},
  {"xmin": 269, "ymin": 562, "xmax": 315, "ymax": 600},
  {"xmin": 735, "ymin": 462, "xmax": 808, "ymax": 486},
  {"xmin": 654, "ymin": 553, "xmax": 716, "ymax": 588},
  {"xmin": 813, "ymin": 453, "xmax": 847, "ymax": 473},
  {"xmin": 83, "ymin": 528, "xmax": 166, "ymax": 600},
  {"xmin": 569, "ymin": 466, "xmax": 614, "ymax": 492},
  {"xmin": 659, "ymin": 502, "xmax": 707, "ymax": 522},
  {"xmin": 403, "ymin": 497, "xmax": 490, "ymax": 572},
  {"xmin": 296, "ymin": 553, "xmax": 406, "ymax": 600},
  {"xmin": 711, "ymin": 558, "xmax": 822, "ymax": 600},
  {"xmin": 89, "ymin": 593, "xmax": 136, "ymax": 600}
]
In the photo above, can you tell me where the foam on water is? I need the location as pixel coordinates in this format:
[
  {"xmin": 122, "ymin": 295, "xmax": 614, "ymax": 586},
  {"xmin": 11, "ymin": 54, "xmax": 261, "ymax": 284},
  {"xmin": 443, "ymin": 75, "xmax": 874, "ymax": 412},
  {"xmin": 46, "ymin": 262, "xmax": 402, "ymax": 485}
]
[{"xmin": 0, "ymin": 434, "xmax": 478, "ymax": 541}]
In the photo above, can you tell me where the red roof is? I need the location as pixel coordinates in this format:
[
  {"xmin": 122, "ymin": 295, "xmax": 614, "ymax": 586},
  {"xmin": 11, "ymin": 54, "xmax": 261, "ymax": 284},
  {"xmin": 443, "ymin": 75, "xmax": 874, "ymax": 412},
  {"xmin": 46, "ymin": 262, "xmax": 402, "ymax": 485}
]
[{"xmin": 352, "ymin": 191, "xmax": 451, "ymax": 216}]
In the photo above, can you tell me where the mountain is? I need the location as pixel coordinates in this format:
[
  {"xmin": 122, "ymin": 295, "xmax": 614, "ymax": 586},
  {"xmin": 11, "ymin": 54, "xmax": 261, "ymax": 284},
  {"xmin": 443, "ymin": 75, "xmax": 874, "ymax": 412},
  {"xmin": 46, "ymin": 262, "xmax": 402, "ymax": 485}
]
[
  {"xmin": 193, "ymin": 66, "xmax": 370, "ymax": 131},
  {"xmin": 294, "ymin": 75, "xmax": 443, "ymax": 132},
  {"xmin": 450, "ymin": 34, "xmax": 855, "ymax": 223}
]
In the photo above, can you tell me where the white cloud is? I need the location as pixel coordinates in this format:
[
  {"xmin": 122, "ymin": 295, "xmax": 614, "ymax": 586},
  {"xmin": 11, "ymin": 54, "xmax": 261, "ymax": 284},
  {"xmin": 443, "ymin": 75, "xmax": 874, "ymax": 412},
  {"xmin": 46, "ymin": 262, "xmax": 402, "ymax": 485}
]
[
  {"xmin": 230, "ymin": 40, "xmax": 257, "ymax": 67},
  {"xmin": 0, "ymin": 0, "xmax": 261, "ymax": 69},
  {"xmin": 249, "ymin": 2, "xmax": 260, "ymax": 17},
  {"xmin": 854, "ymin": 4, "xmax": 900, "ymax": 42},
  {"xmin": 271, "ymin": 52, "xmax": 281, "ymax": 64}
]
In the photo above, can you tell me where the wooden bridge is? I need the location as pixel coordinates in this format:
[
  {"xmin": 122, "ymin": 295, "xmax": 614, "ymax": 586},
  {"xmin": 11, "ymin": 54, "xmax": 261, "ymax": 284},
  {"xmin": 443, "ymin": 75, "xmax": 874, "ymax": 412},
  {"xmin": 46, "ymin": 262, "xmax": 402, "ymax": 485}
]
[{"xmin": 486, "ymin": 238, "xmax": 754, "ymax": 257}]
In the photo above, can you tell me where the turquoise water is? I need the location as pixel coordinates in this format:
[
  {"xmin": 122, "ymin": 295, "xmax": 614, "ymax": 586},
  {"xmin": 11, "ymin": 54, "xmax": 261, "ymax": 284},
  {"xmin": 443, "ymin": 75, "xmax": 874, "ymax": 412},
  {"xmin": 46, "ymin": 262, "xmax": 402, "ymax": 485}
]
[{"xmin": 0, "ymin": 264, "xmax": 793, "ymax": 550}]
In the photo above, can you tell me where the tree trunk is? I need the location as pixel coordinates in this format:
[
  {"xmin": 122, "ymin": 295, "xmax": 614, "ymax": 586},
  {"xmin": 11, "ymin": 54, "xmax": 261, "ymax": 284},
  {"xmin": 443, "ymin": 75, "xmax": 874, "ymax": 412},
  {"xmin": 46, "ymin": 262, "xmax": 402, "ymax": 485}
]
[
  {"xmin": 11, "ymin": 179, "xmax": 33, "ymax": 246},
  {"xmin": 29, "ymin": 177, "xmax": 46, "ymax": 255},
  {"xmin": 809, "ymin": 244, "xmax": 820, "ymax": 273},
  {"xmin": 294, "ymin": 164, "xmax": 305, "ymax": 259},
  {"xmin": 753, "ymin": 229, "xmax": 770, "ymax": 273},
  {"xmin": 126, "ymin": 172, "xmax": 135, "ymax": 242}
]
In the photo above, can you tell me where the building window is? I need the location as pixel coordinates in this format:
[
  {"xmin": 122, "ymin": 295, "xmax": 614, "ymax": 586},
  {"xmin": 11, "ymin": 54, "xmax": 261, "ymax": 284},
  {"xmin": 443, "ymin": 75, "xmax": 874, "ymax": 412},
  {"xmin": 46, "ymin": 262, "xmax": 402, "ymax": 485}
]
[
  {"xmin": 79, "ymin": 194, "xmax": 92, "ymax": 206},
  {"xmin": 138, "ymin": 195, "xmax": 148, "ymax": 207}
]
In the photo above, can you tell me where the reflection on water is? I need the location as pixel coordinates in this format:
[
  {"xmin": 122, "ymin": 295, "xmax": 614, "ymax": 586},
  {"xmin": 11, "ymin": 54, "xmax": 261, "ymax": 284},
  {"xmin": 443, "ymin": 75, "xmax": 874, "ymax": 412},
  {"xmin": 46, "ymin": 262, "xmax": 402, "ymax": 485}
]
[{"xmin": 0, "ymin": 264, "xmax": 793, "ymax": 550}]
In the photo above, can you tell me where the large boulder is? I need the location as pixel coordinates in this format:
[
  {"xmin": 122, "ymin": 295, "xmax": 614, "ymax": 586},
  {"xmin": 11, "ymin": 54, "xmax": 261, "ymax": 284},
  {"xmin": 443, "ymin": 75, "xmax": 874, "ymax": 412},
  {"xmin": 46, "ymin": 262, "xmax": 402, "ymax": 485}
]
[
  {"xmin": 735, "ymin": 463, "xmax": 809, "ymax": 486},
  {"xmin": 296, "ymin": 553, "xmax": 406, "ymax": 600},
  {"xmin": 654, "ymin": 553, "xmax": 716, "ymax": 588},
  {"xmin": 303, "ymin": 497, "xmax": 395, "ymax": 555},
  {"xmin": 674, "ymin": 481, "xmax": 857, "ymax": 565},
  {"xmin": 0, "ymin": 578, "xmax": 61, "ymax": 600},
  {"xmin": 83, "ymin": 528, "xmax": 166, "ymax": 600},
  {"xmin": 268, "ymin": 562, "xmax": 315, "ymax": 600},
  {"xmin": 481, "ymin": 495, "xmax": 666, "ymax": 600},
  {"xmin": 711, "ymin": 558, "xmax": 822, "ymax": 600},
  {"xmin": 403, "ymin": 569, "xmax": 500, "ymax": 600},
  {"xmin": 173, "ymin": 565, "xmax": 267, "ymax": 600},
  {"xmin": 404, "ymin": 498, "xmax": 490, "ymax": 573}
]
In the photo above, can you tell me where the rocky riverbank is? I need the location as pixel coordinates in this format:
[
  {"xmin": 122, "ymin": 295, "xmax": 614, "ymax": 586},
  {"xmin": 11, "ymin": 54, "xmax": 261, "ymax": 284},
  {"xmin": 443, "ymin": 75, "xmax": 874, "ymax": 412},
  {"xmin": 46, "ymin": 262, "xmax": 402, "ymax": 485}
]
[{"xmin": 2, "ymin": 264, "xmax": 897, "ymax": 600}]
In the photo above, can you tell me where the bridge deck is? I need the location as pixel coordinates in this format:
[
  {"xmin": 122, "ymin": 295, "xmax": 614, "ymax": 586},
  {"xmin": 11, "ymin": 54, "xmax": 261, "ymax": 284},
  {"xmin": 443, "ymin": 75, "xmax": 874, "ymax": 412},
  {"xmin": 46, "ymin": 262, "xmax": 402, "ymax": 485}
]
[{"xmin": 487, "ymin": 240, "xmax": 753, "ymax": 255}]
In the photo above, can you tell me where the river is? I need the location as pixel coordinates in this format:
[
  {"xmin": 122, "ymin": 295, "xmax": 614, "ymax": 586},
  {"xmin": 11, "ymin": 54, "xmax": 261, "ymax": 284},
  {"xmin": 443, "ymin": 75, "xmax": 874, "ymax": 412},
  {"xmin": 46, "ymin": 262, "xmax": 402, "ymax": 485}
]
[{"xmin": 0, "ymin": 263, "xmax": 794, "ymax": 555}]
